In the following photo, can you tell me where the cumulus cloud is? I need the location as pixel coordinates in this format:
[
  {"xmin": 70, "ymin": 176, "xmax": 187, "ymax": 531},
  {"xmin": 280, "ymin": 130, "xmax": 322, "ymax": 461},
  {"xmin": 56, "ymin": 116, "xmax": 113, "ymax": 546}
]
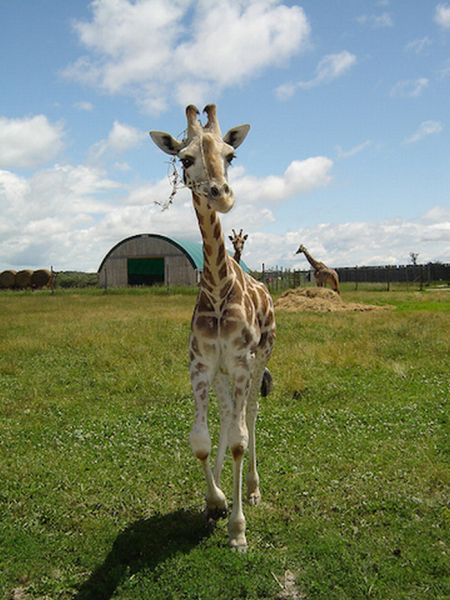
[
  {"xmin": 404, "ymin": 120, "xmax": 443, "ymax": 144},
  {"xmin": 62, "ymin": 0, "xmax": 310, "ymax": 112},
  {"xmin": 1, "ymin": 158, "xmax": 448, "ymax": 270},
  {"xmin": 275, "ymin": 51, "xmax": 356, "ymax": 98},
  {"xmin": 256, "ymin": 209, "xmax": 450, "ymax": 270},
  {"xmin": 0, "ymin": 150, "xmax": 332, "ymax": 270},
  {"xmin": 0, "ymin": 115, "xmax": 64, "ymax": 169},
  {"xmin": 230, "ymin": 157, "xmax": 333, "ymax": 202},
  {"xmin": 434, "ymin": 3, "xmax": 450, "ymax": 29},
  {"xmin": 89, "ymin": 121, "xmax": 146, "ymax": 161},
  {"xmin": 390, "ymin": 78, "xmax": 429, "ymax": 98}
]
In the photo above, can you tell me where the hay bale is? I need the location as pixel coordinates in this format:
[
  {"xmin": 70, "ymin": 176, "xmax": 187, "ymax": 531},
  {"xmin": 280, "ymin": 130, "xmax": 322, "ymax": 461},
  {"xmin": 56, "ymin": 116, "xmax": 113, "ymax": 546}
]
[
  {"xmin": 0, "ymin": 270, "xmax": 16, "ymax": 289},
  {"xmin": 31, "ymin": 269, "xmax": 52, "ymax": 289},
  {"xmin": 15, "ymin": 269, "xmax": 33, "ymax": 289},
  {"xmin": 275, "ymin": 286, "xmax": 389, "ymax": 313}
]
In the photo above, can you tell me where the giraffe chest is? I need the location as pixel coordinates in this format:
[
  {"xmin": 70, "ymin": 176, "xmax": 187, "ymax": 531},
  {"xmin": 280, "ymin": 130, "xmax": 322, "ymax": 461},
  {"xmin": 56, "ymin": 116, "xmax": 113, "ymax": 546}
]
[{"xmin": 191, "ymin": 300, "xmax": 260, "ymax": 360}]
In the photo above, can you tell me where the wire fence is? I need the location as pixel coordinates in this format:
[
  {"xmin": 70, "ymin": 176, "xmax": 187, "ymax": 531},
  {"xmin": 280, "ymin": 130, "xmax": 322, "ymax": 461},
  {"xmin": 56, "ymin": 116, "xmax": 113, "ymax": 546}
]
[{"xmin": 252, "ymin": 263, "xmax": 450, "ymax": 293}]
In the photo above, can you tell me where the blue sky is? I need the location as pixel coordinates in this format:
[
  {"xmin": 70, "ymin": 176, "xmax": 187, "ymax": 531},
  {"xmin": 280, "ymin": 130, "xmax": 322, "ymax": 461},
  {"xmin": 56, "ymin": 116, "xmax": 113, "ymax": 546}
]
[{"xmin": 0, "ymin": 0, "xmax": 449, "ymax": 272}]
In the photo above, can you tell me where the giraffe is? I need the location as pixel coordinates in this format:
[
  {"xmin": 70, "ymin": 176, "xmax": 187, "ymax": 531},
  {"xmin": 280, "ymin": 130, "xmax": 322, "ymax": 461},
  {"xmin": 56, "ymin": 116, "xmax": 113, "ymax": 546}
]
[
  {"xmin": 229, "ymin": 228, "xmax": 248, "ymax": 264},
  {"xmin": 150, "ymin": 104, "xmax": 275, "ymax": 550},
  {"xmin": 229, "ymin": 229, "xmax": 273, "ymax": 398},
  {"xmin": 296, "ymin": 244, "xmax": 340, "ymax": 294}
]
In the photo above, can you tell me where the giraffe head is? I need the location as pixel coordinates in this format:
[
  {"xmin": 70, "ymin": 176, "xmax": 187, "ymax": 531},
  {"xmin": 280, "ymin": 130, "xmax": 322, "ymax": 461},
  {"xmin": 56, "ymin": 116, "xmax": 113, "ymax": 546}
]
[
  {"xmin": 295, "ymin": 244, "xmax": 307, "ymax": 254},
  {"xmin": 229, "ymin": 228, "xmax": 248, "ymax": 256},
  {"xmin": 150, "ymin": 104, "xmax": 250, "ymax": 213}
]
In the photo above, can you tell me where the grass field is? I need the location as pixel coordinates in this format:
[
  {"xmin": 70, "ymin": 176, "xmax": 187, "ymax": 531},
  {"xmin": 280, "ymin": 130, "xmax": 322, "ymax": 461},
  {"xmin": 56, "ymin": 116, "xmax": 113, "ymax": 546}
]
[{"xmin": 0, "ymin": 288, "xmax": 448, "ymax": 599}]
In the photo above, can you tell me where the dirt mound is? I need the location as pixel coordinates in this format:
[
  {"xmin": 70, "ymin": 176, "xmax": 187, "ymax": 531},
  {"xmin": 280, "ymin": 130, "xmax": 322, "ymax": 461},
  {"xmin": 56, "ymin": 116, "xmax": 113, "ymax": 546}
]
[{"xmin": 275, "ymin": 287, "xmax": 388, "ymax": 313}]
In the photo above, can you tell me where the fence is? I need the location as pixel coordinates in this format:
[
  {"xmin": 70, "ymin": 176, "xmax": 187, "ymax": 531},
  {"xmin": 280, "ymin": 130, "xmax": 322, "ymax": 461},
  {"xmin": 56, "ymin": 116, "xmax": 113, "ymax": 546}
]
[{"xmin": 254, "ymin": 263, "xmax": 450, "ymax": 292}]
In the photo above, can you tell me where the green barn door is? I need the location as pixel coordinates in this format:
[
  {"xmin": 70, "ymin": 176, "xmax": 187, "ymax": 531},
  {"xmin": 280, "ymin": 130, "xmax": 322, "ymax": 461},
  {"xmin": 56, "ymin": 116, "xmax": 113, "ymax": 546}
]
[{"xmin": 127, "ymin": 258, "xmax": 164, "ymax": 286}]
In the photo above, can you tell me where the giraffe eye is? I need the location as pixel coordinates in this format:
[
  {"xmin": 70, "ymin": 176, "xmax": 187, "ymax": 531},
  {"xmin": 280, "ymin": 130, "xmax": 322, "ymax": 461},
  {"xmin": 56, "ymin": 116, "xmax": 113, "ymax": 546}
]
[
  {"xmin": 226, "ymin": 153, "xmax": 236, "ymax": 165},
  {"xmin": 181, "ymin": 157, "xmax": 194, "ymax": 169}
]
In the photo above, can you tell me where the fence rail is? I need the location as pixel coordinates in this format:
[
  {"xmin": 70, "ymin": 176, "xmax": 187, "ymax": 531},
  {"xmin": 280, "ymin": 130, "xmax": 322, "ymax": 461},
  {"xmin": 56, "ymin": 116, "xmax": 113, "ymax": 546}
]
[{"xmin": 253, "ymin": 263, "xmax": 450, "ymax": 292}]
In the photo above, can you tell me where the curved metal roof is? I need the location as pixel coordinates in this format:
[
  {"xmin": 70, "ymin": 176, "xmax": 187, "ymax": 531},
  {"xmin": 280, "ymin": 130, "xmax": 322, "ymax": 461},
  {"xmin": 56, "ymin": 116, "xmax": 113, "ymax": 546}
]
[{"xmin": 98, "ymin": 233, "xmax": 250, "ymax": 273}]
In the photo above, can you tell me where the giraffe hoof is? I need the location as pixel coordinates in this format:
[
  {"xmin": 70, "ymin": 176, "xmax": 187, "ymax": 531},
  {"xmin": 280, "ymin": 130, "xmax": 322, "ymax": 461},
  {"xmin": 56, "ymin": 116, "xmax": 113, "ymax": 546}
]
[
  {"xmin": 247, "ymin": 490, "xmax": 261, "ymax": 506},
  {"xmin": 205, "ymin": 505, "xmax": 228, "ymax": 522},
  {"xmin": 229, "ymin": 537, "xmax": 247, "ymax": 552}
]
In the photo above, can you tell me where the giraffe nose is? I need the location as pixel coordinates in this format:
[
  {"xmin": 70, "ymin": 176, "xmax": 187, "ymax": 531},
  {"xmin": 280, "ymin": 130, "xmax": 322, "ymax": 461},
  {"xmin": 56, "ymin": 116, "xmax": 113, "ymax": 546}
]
[{"xmin": 210, "ymin": 183, "xmax": 231, "ymax": 198}]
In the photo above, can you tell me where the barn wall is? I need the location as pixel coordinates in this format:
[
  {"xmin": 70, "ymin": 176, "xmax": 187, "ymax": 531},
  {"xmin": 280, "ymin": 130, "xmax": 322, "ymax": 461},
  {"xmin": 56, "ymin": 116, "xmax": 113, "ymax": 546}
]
[{"xmin": 98, "ymin": 235, "xmax": 198, "ymax": 287}]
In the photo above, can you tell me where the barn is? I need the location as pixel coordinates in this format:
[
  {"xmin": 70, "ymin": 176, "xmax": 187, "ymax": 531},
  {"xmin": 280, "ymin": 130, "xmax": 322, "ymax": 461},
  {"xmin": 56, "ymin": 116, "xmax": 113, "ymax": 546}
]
[{"xmin": 98, "ymin": 233, "xmax": 249, "ymax": 288}]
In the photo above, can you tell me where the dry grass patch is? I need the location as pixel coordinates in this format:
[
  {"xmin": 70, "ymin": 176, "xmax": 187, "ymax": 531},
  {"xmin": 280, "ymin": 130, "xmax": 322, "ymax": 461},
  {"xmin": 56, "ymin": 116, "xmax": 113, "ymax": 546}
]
[{"xmin": 275, "ymin": 287, "xmax": 392, "ymax": 312}]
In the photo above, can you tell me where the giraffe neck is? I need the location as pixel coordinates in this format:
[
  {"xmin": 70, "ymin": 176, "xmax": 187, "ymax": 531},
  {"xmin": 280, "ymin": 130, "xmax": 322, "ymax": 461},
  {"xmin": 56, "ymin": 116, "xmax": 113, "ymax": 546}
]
[
  {"xmin": 302, "ymin": 248, "xmax": 322, "ymax": 270},
  {"xmin": 193, "ymin": 193, "xmax": 234, "ymax": 297},
  {"xmin": 233, "ymin": 249, "xmax": 242, "ymax": 264}
]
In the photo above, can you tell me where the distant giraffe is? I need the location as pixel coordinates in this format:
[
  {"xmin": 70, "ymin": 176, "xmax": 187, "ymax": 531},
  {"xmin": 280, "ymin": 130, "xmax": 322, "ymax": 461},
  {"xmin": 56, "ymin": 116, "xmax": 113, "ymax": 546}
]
[
  {"xmin": 296, "ymin": 244, "xmax": 340, "ymax": 294},
  {"xmin": 229, "ymin": 229, "xmax": 273, "ymax": 398},
  {"xmin": 150, "ymin": 104, "xmax": 275, "ymax": 550},
  {"xmin": 229, "ymin": 228, "xmax": 248, "ymax": 264}
]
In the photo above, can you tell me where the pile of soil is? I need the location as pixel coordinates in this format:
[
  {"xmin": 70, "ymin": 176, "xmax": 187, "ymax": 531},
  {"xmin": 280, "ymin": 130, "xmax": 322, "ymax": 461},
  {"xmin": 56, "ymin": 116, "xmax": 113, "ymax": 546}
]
[{"xmin": 275, "ymin": 287, "xmax": 389, "ymax": 313}]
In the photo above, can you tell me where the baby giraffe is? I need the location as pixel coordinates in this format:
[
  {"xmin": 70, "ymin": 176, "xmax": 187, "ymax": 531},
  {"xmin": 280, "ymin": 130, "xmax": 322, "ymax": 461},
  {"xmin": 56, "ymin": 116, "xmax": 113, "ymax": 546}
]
[
  {"xmin": 150, "ymin": 105, "xmax": 275, "ymax": 549},
  {"xmin": 229, "ymin": 228, "xmax": 248, "ymax": 264},
  {"xmin": 229, "ymin": 229, "xmax": 273, "ymax": 398}
]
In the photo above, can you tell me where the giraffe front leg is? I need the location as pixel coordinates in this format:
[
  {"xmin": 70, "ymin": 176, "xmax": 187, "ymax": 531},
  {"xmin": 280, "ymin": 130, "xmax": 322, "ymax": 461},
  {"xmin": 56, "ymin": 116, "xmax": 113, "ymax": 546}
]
[
  {"xmin": 190, "ymin": 368, "xmax": 227, "ymax": 521},
  {"xmin": 228, "ymin": 372, "xmax": 250, "ymax": 550},
  {"xmin": 213, "ymin": 372, "xmax": 233, "ymax": 487}
]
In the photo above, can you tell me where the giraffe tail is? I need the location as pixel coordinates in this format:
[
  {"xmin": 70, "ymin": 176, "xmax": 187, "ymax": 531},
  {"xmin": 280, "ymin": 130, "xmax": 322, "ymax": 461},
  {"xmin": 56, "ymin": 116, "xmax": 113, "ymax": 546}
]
[{"xmin": 260, "ymin": 368, "xmax": 273, "ymax": 397}]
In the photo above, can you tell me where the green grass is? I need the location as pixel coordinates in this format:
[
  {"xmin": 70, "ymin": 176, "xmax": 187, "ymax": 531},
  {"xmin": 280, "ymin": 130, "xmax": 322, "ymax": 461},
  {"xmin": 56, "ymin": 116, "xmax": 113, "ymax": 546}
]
[{"xmin": 0, "ymin": 289, "xmax": 448, "ymax": 599}]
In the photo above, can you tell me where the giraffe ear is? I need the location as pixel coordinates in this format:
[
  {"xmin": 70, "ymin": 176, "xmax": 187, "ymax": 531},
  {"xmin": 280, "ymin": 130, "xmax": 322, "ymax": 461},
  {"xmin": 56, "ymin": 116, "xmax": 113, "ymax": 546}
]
[
  {"xmin": 228, "ymin": 235, "xmax": 233, "ymax": 241},
  {"xmin": 223, "ymin": 124, "xmax": 250, "ymax": 149},
  {"xmin": 244, "ymin": 234, "xmax": 248, "ymax": 241},
  {"xmin": 149, "ymin": 131, "xmax": 183, "ymax": 155}
]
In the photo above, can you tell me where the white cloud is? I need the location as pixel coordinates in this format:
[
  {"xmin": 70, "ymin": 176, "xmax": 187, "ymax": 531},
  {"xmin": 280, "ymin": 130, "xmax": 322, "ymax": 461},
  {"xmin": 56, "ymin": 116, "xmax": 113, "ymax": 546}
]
[
  {"xmin": 252, "ymin": 208, "xmax": 450, "ymax": 270},
  {"xmin": 89, "ymin": 121, "xmax": 146, "ymax": 161},
  {"xmin": 404, "ymin": 37, "xmax": 432, "ymax": 54},
  {"xmin": 434, "ymin": 3, "xmax": 450, "ymax": 29},
  {"xmin": 74, "ymin": 101, "xmax": 94, "ymax": 111},
  {"xmin": 439, "ymin": 57, "xmax": 450, "ymax": 78},
  {"xmin": 390, "ymin": 78, "xmax": 429, "ymax": 98},
  {"xmin": 356, "ymin": 12, "xmax": 393, "ymax": 28},
  {"xmin": 1, "ymin": 152, "xmax": 447, "ymax": 272},
  {"xmin": 276, "ymin": 51, "xmax": 356, "ymax": 98},
  {"xmin": 62, "ymin": 0, "xmax": 310, "ymax": 113},
  {"xmin": 230, "ymin": 157, "xmax": 333, "ymax": 202},
  {"xmin": 0, "ymin": 115, "xmax": 64, "ymax": 169},
  {"xmin": 336, "ymin": 140, "xmax": 372, "ymax": 159},
  {"xmin": 404, "ymin": 120, "xmax": 443, "ymax": 144},
  {"xmin": 0, "ymin": 151, "xmax": 333, "ymax": 270}
]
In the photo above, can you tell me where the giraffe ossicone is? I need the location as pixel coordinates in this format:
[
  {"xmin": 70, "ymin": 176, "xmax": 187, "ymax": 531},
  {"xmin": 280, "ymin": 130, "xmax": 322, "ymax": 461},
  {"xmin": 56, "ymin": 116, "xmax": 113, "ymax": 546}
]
[{"xmin": 150, "ymin": 105, "xmax": 276, "ymax": 550}]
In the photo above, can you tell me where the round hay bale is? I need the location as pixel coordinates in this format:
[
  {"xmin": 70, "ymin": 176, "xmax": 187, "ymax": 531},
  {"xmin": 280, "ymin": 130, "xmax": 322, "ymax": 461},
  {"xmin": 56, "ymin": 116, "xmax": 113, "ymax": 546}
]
[
  {"xmin": 0, "ymin": 270, "xmax": 16, "ymax": 289},
  {"xmin": 31, "ymin": 269, "xmax": 52, "ymax": 289},
  {"xmin": 15, "ymin": 269, "xmax": 33, "ymax": 289}
]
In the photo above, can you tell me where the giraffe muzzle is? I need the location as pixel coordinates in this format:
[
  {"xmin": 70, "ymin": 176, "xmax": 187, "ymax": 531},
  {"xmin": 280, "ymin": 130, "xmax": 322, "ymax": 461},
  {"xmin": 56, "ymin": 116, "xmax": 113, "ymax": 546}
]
[{"xmin": 207, "ymin": 183, "xmax": 234, "ymax": 213}]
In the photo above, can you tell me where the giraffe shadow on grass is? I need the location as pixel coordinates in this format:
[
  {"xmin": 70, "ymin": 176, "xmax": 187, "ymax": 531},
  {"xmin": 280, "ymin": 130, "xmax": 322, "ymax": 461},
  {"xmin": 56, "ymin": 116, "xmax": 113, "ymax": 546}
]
[{"xmin": 75, "ymin": 509, "xmax": 211, "ymax": 600}]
